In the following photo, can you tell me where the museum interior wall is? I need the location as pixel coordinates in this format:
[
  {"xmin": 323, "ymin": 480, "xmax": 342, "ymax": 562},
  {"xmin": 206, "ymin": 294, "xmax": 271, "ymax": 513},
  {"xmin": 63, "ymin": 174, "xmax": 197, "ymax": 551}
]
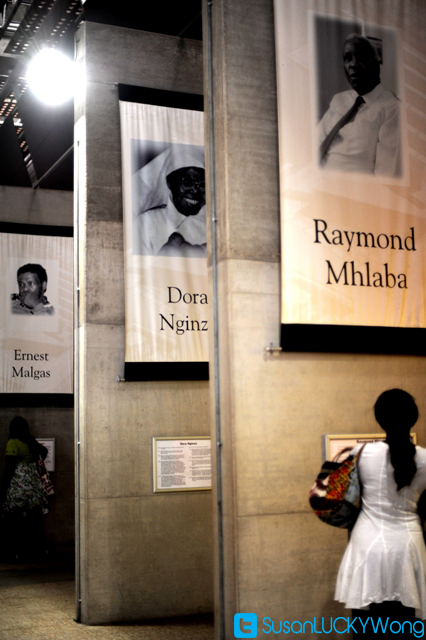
[
  {"xmin": 0, "ymin": 185, "xmax": 75, "ymax": 553},
  {"xmin": 2, "ymin": 1, "xmax": 426, "ymax": 636},
  {"xmin": 203, "ymin": 1, "xmax": 426, "ymax": 638},
  {"xmin": 74, "ymin": 22, "xmax": 213, "ymax": 624}
]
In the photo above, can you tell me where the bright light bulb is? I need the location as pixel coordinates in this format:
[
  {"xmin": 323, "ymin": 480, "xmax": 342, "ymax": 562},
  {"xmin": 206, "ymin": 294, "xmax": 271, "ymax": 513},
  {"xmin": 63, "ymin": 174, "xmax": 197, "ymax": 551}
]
[{"xmin": 27, "ymin": 49, "xmax": 76, "ymax": 106}]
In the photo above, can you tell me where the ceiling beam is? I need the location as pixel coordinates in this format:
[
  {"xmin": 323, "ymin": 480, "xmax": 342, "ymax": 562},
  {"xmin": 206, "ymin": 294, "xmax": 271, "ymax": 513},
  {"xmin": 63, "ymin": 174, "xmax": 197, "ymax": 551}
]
[
  {"xmin": 0, "ymin": 0, "xmax": 27, "ymax": 41},
  {"xmin": 32, "ymin": 142, "xmax": 73, "ymax": 188}
]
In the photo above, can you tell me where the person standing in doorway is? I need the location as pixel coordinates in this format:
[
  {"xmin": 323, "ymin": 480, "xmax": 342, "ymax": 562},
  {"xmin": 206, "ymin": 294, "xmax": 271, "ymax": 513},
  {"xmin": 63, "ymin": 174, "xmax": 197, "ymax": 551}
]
[{"xmin": 0, "ymin": 417, "xmax": 49, "ymax": 562}]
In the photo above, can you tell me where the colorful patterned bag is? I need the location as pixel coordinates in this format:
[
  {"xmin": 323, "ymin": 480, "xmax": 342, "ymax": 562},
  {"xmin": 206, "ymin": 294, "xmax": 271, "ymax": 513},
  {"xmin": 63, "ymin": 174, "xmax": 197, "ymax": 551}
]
[
  {"xmin": 37, "ymin": 456, "xmax": 55, "ymax": 497},
  {"xmin": 309, "ymin": 443, "xmax": 366, "ymax": 529}
]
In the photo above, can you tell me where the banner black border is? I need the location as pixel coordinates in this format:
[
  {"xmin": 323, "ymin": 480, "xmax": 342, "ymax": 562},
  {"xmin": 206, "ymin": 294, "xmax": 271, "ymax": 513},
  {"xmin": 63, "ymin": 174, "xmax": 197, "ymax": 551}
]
[
  {"xmin": 281, "ymin": 324, "xmax": 426, "ymax": 355},
  {"xmin": 1, "ymin": 393, "xmax": 74, "ymax": 407},
  {"xmin": 119, "ymin": 84, "xmax": 208, "ymax": 382},
  {"xmin": 0, "ymin": 222, "xmax": 73, "ymax": 237},
  {"xmin": 118, "ymin": 84, "xmax": 204, "ymax": 112},
  {"xmin": 125, "ymin": 362, "xmax": 209, "ymax": 381}
]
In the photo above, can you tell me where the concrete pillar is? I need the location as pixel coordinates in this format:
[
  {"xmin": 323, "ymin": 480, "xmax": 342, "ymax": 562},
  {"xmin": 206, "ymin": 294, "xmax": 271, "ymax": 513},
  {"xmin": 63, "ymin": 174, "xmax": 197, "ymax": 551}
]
[
  {"xmin": 203, "ymin": 1, "xmax": 426, "ymax": 637},
  {"xmin": 74, "ymin": 22, "xmax": 213, "ymax": 624}
]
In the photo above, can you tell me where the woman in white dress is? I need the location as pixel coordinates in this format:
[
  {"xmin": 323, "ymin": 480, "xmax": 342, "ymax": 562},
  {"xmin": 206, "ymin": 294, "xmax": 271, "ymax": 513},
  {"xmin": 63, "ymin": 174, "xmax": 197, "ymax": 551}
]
[{"xmin": 335, "ymin": 389, "xmax": 426, "ymax": 639}]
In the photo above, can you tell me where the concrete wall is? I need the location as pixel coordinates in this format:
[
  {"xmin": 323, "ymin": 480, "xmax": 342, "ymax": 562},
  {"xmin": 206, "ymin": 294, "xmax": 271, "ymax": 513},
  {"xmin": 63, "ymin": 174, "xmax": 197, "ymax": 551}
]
[
  {"xmin": 0, "ymin": 185, "xmax": 74, "ymax": 553},
  {"xmin": 74, "ymin": 22, "xmax": 213, "ymax": 624},
  {"xmin": 0, "ymin": 185, "xmax": 73, "ymax": 227},
  {"xmin": 203, "ymin": 1, "xmax": 426, "ymax": 638}
]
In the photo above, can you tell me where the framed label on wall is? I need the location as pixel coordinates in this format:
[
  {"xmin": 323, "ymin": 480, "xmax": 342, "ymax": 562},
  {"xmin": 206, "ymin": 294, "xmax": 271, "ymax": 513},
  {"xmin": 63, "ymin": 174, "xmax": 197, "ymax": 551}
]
[
  {"xmin": 274, "ymin": 1, "xmax": 426, "ymax": 353},
  {"xmin": 152, "ymin": 436, "xmax": 211, "ymax": 493},
  {"xmin": 323, "ymin": 433, "xmax": 417, "ymax": 461},
  {"xmin": 36, "ymin": 438, "xmax": 56, "ymax": 472}
]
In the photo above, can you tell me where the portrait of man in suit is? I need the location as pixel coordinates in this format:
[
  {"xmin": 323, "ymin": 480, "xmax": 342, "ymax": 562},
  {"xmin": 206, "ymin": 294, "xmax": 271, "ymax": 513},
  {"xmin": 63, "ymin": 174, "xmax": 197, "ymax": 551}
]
[{"xmin": 317, "ymin": 21, "xmax": 401, "ymax": 177}]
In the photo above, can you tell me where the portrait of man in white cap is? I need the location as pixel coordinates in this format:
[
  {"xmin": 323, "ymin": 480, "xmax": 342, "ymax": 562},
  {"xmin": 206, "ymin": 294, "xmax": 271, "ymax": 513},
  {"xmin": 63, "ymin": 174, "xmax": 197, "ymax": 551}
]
[{"xmin": 133, "ymin": 143, "xmax": 206, "ymax": 258}]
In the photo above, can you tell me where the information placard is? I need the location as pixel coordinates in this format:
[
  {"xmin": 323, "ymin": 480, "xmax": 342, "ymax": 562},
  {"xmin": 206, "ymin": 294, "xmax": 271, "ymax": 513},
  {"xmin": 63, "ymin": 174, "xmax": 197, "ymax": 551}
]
[
  {"xmin": 323, "ymin": 433, "xmax": 417, "ymax": 461},
  {"xmin": 152, "ymin": 436, "xmax": 211, "ymax": 492},
  {"xmin": 36, "ymin": 437, "xmax": 55, "ymax": 472}
]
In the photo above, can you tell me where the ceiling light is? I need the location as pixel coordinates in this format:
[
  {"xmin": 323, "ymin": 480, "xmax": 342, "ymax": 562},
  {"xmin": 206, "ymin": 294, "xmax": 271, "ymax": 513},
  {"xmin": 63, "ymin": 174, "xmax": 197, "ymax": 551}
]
[{"xmin": 26, "ymin": 48, "xmax": 76, "ymax": 105}]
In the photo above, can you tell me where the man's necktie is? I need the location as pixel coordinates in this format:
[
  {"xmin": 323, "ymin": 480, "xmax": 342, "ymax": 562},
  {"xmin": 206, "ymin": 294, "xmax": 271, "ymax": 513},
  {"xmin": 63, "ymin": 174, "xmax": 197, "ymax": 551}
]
[
  {"xmin": 163, "ymin": 232, "xmax": 185, "ymax": 249},
  {"xmin": 158, "ymin": 232, "xmax": 206, "ymax": 257},
  {"xmin": 319, "ymin": 95, "xmax": 365, "ymax": 164}
]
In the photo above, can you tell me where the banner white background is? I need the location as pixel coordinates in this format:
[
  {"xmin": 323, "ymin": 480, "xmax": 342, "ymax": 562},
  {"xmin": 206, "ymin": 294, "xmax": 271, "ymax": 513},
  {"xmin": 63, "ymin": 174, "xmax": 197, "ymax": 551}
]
[
  {"xmin": 274, "ymin": 1, "xmax": 426, "ymax": 331},
  {"xmin": 0, "ymin": 232, "xmax": 73, "ymax": 392},
  {"xmin": 120, "ymin": 101, "xmax": 208, "ymax": 365}
]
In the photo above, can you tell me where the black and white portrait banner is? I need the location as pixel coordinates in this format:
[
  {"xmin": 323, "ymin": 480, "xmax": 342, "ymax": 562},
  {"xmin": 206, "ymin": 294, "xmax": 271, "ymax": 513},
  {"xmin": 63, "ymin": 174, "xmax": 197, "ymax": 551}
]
[
  {"xmin": 0, "ymin": 232, "xmax": 73, "ymax": 393},
  {"xmin": 274, "ymin": 1, "xmax": 426, "ymax": 351},
  {"xmin": 120, "ymin": 99, "xmax": 208, "ymax": 379}
]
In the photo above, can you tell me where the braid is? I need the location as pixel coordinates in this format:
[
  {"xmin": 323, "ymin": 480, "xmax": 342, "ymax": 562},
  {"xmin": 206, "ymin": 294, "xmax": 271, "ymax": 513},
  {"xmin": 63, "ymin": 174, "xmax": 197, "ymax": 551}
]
[
  {"xmin": 386, "ymin": 429, "xmax": 417, "ymax": 490},
  {"xmin": 374, "ymin": 389, "xmax": 418, "ymax": 490}
]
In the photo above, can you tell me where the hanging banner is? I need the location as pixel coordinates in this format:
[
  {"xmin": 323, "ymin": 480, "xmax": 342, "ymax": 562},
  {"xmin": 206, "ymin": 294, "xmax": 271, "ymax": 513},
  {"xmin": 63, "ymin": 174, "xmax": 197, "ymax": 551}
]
[
  {"xmin": 120, "ymin": 97, "xmax": 208, "ymax": 380},
  {"xmin": 274, "ymin": 1, "xmax": 426, "ymax": 352},
  {"xmin": 0, "ymin": 232, "xmax": 73, "ymax": 393}
]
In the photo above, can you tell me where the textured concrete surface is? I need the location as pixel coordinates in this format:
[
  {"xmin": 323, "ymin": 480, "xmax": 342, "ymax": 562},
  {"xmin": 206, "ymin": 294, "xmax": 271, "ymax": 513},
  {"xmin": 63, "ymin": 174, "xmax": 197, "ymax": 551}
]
[
  {"xmin": 205, "ymin": 0, "xmax": 280, "ymax": 265},
  {"xmin": 75, "ymin": 23, "xmax": 213, "ymax": 624},
  {"xmin": 79, "ymin": 494, "xmax": 213, "ymax": 622},
  {"xmin": 203, "ymin": 1, "xmax": 426, "ymax": 638},
  {"xmin": 78, "ymin": 323, "xmax": 209, "ymax": 500},
  {"xmin": 0, "ymin": 185, "xmax": 73, "ymax": 226},
  {"xmin": 84, "ymin": 82, "xmax": 123, "ymax": 224},
  {"xmin": 83, "ymin": 23, "xmax": 203, "ymax": 94},
  {"xmin": 237, "ymin": 512, "xmax": 348, "ymax": 620},
  {"xmin": 81, "ymin": 222, "xmax": 124, "ymax": 326}
]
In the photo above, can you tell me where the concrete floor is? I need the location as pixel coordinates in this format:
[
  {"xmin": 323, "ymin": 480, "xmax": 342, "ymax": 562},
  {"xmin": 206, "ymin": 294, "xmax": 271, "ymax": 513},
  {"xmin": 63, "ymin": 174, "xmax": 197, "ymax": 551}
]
[{"xmin": 0, "ymin": 558, "xmax": 214, "ymax": 639}]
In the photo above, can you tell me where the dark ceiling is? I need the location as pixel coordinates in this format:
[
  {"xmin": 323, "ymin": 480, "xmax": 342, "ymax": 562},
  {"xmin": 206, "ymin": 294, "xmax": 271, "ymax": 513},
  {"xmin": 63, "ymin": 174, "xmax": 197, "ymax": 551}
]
[{"xmin": 0, "ymin": 0, "xmax": 202, "ymax": 191}]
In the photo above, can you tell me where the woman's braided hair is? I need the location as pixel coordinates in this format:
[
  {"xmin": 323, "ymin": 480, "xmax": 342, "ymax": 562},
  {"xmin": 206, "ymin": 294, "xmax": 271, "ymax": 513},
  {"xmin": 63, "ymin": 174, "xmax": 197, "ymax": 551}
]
[{"xmin": 374, "ymin": 389, "xmax": 419, "ymax": 491}]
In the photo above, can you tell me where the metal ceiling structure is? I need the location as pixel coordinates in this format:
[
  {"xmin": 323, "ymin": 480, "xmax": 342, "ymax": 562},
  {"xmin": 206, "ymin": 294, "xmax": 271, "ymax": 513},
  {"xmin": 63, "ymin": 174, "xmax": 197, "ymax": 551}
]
[
  {"xmin": 0, "ymin": 0, "xmax": 202, "ymax": 190},
  {"xmin": 0, "ymin": 0, "xmax": 82, "ymax": 189}
]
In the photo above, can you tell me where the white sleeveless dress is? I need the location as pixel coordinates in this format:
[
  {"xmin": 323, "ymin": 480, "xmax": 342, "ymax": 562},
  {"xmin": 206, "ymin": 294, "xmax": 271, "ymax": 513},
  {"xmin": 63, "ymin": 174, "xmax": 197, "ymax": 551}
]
[{"xmin": 335, "ymin": 442, "xmax": 426, "ymax": 619}]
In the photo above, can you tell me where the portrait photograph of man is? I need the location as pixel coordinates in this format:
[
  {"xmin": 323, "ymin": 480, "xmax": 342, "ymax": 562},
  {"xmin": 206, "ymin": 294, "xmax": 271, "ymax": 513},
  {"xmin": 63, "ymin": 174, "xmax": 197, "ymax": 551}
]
[
  {"xmin": 315, "ymin": 15, "xmax": 402, "ymax": 177},
  {"xmin": 132, "ymin": 141, "xmax": 206, "ymax": 258},
  {"xmin": 11, "ymin": 263, "xmax": 54, "ymax": 316}
]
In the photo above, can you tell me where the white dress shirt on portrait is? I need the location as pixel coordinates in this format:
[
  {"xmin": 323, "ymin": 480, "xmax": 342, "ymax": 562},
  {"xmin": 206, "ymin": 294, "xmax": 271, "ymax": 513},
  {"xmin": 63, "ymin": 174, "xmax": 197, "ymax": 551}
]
[
  {"xmin": 318, "ymin": 83, "xmax": 400, "ymax": 176},
  {"xmin": 133, "ymin": 197, "xmax": 207, "ymax": 258}
]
